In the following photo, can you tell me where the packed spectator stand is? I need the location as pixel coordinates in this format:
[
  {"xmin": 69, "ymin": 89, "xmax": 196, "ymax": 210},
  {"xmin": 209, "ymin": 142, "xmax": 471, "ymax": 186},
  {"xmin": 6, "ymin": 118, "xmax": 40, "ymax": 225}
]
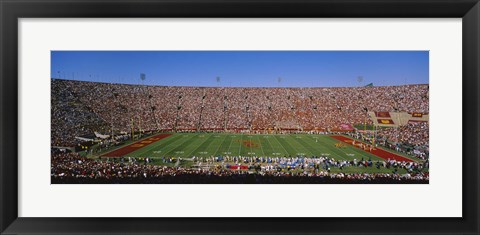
[
  {"xmin": 51, "ymin": 79, "xmax": 429, "ymax": 183},
  {"xmin": 51, "ymin": 79, "xmax": 428, "ymax": 146},
  {"xmin": 51, "ymin": 152, "xmax": 428, "ymax": 184}
]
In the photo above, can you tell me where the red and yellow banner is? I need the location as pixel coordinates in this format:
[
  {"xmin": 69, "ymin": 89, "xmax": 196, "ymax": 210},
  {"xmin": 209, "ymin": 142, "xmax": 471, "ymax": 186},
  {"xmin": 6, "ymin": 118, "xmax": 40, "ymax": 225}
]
[
  {"xmin": 377, "ymin": 119, "xmax": 395, "ymax": 124},
  {"xmin": 375, "ymin": 112, "xmax": 391, "ymax": 118}
]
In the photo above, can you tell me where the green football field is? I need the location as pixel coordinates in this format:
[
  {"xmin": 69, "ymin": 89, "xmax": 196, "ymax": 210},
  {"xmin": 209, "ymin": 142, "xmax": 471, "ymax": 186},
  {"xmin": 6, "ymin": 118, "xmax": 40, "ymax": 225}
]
[{"xmin": 109, "ymin": 133, "xmax": 416, "ymax": 163}]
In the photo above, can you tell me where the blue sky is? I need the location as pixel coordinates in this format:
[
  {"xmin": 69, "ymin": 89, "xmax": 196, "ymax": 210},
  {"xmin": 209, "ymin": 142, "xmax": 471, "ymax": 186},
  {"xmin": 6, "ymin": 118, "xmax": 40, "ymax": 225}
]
[{"xmin": 51, "ymin": 51, "xmax": 428, "ymax": 87}]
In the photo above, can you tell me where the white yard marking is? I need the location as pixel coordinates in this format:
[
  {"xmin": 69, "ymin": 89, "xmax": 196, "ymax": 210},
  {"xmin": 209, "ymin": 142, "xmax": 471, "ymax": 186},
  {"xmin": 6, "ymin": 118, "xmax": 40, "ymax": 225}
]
[
  {"xmin": 212, "ymin": 135, "xmax": 226, "ymax": 156},
  {"xmin": 254, "ymin": 135, "xmax": 265, "ymax": 156},
  {"xmin": 332, "ymin": 137, "xmax": 374, "ymax": 160},
  {"xmin": 272, "ymin": 136, "xmax": 290, "ymax": 156},
  {"xmin": 237, "ymin": 134, "xmax": 243, "ymax": 155},
  {"xmin": 226, "ymin": 136, "xmax": 235, "ymax": 155}
]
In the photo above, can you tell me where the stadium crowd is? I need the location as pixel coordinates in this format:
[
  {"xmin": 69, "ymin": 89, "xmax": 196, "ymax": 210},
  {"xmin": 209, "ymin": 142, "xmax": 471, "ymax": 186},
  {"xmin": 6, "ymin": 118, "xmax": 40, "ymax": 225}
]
[
  {"xmin": 376, "ymin": 122, "xmax": 429, "ymax": 147},
  {"xmin": 347, "ymin": 122, "xmax": 429, "ymax": 160},
  {"xmin": 51, "ymin": 152, "xmax": 428, "ymax": 184},
  {"xmin": 51, "ymin": 79, "xmax": 110, "ymax": 146},
  {"xmin": 51, "ymin": 79, "xmax": 429, "ymax": 148},
  {"xmin": 51, "ymin": 79, "xmax": 429, "ymax": 183}
]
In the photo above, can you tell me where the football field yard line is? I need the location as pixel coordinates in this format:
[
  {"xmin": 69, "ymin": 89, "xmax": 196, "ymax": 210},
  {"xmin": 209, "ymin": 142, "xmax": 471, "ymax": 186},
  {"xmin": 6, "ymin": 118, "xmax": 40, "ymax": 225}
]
[
  {"xmin": 211, "ymin": 134, "xmax": 229, "ymax": 156},
  {"xmin": 291, "ymin": 135, "xmax": 322, "ymax": 156},
  {"xmin": 275, "ymin": 135, "xmax": 304, "ymax": 156},
  {"xmin": 159, "ymin": 134, "xmax": 198, "ymax": 157},
  {"xmin": 195, "ymin": 134, "xmax": 222, "ymax": 156},
  {"xmin": 214, "ymin": 135, "xmax": 232, "ymax": 156},
  {"xmin": 302, "ymin": 136, "xmax": 342, "ymax": 158},
  {"xmin": 272, "ymin": 136, "xmax": 298, "ymax": 157},
  {"xmin": 162, "ymin": 134, "xmax": 199, "ymax": 156},
  {"xmin": 325, "ymin": 137, "xmax": 369, "ymax": 160},
  {"xmin": 125, "ymin": 133, "xmax": 181, "ymax": 158},
  {"xmin": 225, "ymin": 134, "xmax": 236, "ymax": 155},
  {"xmin": 286, "ymin": 135, "xmax": 314, "ymax": 156},
  {"xmin": 333, "ymin": 136, "xmax": 393, "ymax": 162},
  {"xmin": 260, "ymin": 135, "xmax": 275, "ymax": 155},
  {"xmin": 272, "ymin": 135, "xmax": 294, "ymax": 156},
  {"xmin": 265, "ymin": 135, "xmax": 277, "ymax": 154},
  {"xmin": 323, "ymin": 136, "xmax": 377, "ymax": 161},
  {"xmin": 238, "ymin": 134, "xmax": 244, "ymax": 156},
  {"xmin": 267, "ymin": 135, "xmax": 284, "ymax": 156},
  {"xmin": 250, "ymin": 140, "xmax": 254, "ymax": 156},
  {"xmin": 346, "ymin": 145, "xmax": 384, "ymax": 161},
  {"xmin": 248, "ymin": 135, "xmax": 253, "ymax": 155},
  {"xmin": 160, "ymin": 134, "xmax": 200, "ymax": 156},
  {"xmin": 256, "ymin": 135, "xmax": 266, "ymax": 156},
  {"xmin": 185, "ymin": 134, "xmax": 215, "ymax": 157},
  {"xmin": 175, "ymin": 134, "xmax": 204, "ymax": 157},
  {"xmin": 124, "ymin": 133, "xmax": 405, "ymax": 160},
  {"xmin": 306, "ymin": 136, "xmax": 331, "ymax": 153},
  {"xmin": 315, "ymin": 137, "xmax": 349, "ymax": 160},
  {"xmin": 120, "ymin": 134, "xmax": 175, "ymax": 158},
  {"xmin": 328, "ymin": 136, "xmax": 383, "ymax": 160},
  {"xmin": 246, "ymin": 135, "xmax": 260, "ymax": 156}
]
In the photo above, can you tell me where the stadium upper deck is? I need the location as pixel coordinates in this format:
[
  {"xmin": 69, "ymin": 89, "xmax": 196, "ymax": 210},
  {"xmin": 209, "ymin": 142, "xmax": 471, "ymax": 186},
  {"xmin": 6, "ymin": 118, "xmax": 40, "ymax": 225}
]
[{"xmin": 51, "ymin": 79, "xmax": 428, "ymax": 147}]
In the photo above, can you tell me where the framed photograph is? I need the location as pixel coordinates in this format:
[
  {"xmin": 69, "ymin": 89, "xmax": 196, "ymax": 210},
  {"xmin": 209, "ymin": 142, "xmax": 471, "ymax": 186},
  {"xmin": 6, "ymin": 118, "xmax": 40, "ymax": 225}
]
[
  {"xmin": 50, "ymin": 50, "xmax": 430, "ymax": 185},
  {"xmin": 1, "ymin": 0, "xmax": 478, "ymax": 234}
]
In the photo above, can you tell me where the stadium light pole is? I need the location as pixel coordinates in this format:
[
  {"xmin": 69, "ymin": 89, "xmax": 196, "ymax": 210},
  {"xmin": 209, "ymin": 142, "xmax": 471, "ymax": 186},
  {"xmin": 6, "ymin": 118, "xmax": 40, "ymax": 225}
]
[
  {"xmin": 357, "ymin": 76, "xmax": 364, "ymax": 87},
  {"xmin": 363, "ymin": 106, "xmax": 368, "ymax": 135},
  {"xmin": 358, "ymin": 76, "xmax": 367, "ymax": 137},
  {"xmin": 139, "ymin": 73, "xmax": 146, "ymax": 136}
]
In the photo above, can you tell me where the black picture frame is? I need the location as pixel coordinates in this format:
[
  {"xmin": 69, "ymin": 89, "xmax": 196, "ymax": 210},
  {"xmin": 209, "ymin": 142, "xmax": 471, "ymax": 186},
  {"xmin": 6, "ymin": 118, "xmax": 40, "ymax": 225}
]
[{"xmin": 1, "ymin": 0, "xmax": 479, "ymax": 234}]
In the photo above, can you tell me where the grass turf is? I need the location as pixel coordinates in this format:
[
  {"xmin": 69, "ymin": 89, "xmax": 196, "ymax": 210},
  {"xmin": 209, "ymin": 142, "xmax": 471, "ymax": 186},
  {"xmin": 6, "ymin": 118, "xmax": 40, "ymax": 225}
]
[{"xmin": 114, "ymin": 133, "xmax": 418, "ymax": 163}]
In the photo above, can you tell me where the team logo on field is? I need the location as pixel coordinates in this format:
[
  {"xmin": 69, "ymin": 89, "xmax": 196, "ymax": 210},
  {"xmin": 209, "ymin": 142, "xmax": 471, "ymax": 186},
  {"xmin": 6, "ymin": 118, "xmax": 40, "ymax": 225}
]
[{"xmin": 235, "ymin": 139, "xmax": 260, "ymax": 148}]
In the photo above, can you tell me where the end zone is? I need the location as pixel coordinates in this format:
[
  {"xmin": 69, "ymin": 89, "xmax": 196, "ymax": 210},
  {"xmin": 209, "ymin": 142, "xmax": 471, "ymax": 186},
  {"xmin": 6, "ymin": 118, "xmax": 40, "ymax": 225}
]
[
  {"xmin": 330, "ymin": 135, "xmax": 414, "ymax": 162},
  {"xmin": 102, "ymin": 134, "xmax": 172, "ymax": 157}
]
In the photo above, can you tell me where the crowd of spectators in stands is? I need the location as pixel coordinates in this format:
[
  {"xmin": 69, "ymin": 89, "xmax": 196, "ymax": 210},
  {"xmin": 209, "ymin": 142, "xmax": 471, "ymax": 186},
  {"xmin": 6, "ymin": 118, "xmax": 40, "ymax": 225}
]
[
  {"xmin": 359, "ymin": 122, "xmax": 429, "ymax": 160},
  {"xmin": 51, "ymin": 79, "xmax": 110, "ymax": 146},
  {"xmin": 51, "ymin": 79, "xmax": 429, "ymax": 148},
  {"xmin": 51, "ymin": 152, "xmax": 428, "ymax": 184},
  {"xmin": 376, "ymin": 122, "xmax": 429, "ymax": 147}
]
